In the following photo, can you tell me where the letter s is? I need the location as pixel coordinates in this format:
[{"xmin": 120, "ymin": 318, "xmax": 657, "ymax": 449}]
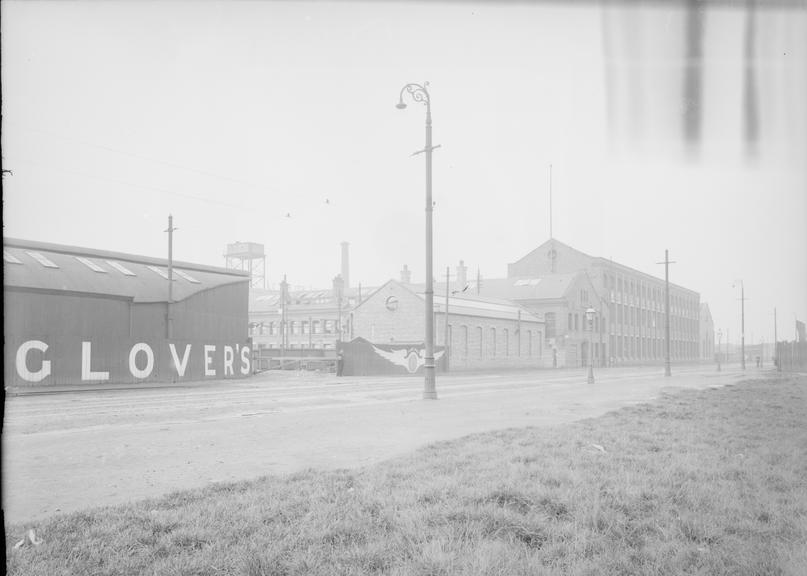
[{"xmin": 240, "ymin": 345, "xmax": 251, "ymax": 375}]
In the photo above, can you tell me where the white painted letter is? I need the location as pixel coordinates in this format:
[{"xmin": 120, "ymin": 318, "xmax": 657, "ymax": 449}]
[
  {"xmin": 240, "ymin": 345, "xmax": 251, "ymax": 375},
  {"xmin": 16, "ymin": 340, "xmax": 51, "ymax": 383},
  {"xmin": 169, "ymin": 343, "xmax": 191, "ymax": 377},
  {"xmin": 204, "ymin": 345, "xmax": 216, "ymax": 376},
  {"xmin": 224, "ymin": 345, "xmax": 234, "ymax": 376},
  {"xmin": 82, "ymin": 341, "xmax": 110, "ymax": 381},
  {"xmin": 129, "ymin": 343, "xmax": 155, "ymax": 379}
]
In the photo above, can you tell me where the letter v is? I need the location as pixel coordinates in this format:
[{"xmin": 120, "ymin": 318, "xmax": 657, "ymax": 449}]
[{"xmin": 169, "ymin": 343, "xmax": 191, "ymax": 377}]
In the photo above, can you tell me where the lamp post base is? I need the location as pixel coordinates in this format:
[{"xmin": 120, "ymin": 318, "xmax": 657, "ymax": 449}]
[{"xmin": 423, "ymin": 365, "xmax": 437, "ymax": 399}]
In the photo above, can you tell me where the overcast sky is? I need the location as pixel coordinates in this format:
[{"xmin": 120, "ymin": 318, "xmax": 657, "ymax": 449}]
[{"xmin": 3, "ymin": 0, "xmax": 806, "ymax": 347}]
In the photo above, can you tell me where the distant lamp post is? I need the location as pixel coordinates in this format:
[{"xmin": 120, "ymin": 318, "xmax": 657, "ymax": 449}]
[
  {"xmin": 733, "ymin": 280, "xmax": 746, "ymax": 370},
  {"xmin": 717, "ymin": 329, "xmax": 722, "ymax": 371},
  {"xmin": 397, "ymin": 81, "xmax": 437, "ymax": 400},
  {"xmin": 586, "ymin": 307, "xmax": 596, "ymax": 384}
]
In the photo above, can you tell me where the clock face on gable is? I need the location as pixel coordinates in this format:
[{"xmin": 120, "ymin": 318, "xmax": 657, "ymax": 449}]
[{"xmin": 385, "ymin": 295, "xmax": 399, "ymax": 311}]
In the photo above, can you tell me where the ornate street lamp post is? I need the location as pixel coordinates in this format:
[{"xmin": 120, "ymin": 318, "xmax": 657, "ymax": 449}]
[
  {"xmin": 396, "ymin": 82, "xmax": 437, "ymax": 399},
  {"xmin": 586, "ymin": 307, "xmax": 596, "ymax": 384}
]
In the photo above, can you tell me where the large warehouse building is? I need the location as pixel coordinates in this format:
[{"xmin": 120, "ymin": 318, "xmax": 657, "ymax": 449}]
[{"xmin": 4, "ymin": 238, "xmax": 252, "ymax": 388}]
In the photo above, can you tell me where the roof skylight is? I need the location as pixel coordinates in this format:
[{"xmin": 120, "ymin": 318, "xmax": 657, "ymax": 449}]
[
  {"xmin": 106, "ymin": 260, "xmax": 136, "ymax": 276},
  {"xmin": 26, "ymin": 251, "xmax": 59, "ymax": 268},
  {"xmin": 146, "ymin": 265, "xmax": 173, "ymax": 280},
  {"xmin": 174, "ymin": 269, "xmax": 201, "ymax": 284},
  {"xmin": 75, "ymin": 256, "xmax": 106, "ymax": 273},
  {"xmin": 3, "ymin": 250, "xmax": 22, "ymax": 264}
]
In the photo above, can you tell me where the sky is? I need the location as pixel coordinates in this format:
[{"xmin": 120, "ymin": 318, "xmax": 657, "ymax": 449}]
[{"xmin": 3, "ymin": 0, "xmax": 806, "ymax": 347}]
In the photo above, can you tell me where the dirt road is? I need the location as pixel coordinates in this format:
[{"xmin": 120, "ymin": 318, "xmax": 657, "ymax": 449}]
[{"xmin": 3, "ymin": 365, "xmax": 750, "ymax": 525}]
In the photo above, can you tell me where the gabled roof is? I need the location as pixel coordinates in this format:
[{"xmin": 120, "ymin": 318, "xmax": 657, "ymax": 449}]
[
  {"xmin": 509, "ymin": 238, "xmax": 594, "ymax": 268},
  {"xmin": 3, "ymin": 237, "xmax": 249, "ymax": 303},
  {"xmin": 429, "ymin": 272, "xmax": 586, "ymax": 302},
  {"xmin": 367, "ymin": 279, "xmax": 543, "ymax": 323}
]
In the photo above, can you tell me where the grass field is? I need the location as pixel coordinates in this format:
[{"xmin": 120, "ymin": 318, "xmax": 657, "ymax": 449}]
[{"xmin": 6, "ymin": 375, "xmax": 807, "ymax": 576}]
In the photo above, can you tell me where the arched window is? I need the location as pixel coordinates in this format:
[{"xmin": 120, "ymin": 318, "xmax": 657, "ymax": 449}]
[
  {"xmin": 462, "ymin": 326, "xmax": 469, "ymax": 357},
  {"xmin": 489, "ymin": 327, "xmax": 496, "ymax": 357},
  {"xmin": 527, "ymin": 330, "xmax": 533, "ymax": 356}
]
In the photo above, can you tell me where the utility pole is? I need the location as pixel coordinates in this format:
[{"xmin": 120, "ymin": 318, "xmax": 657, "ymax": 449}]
[
  {"xmin": 549, "ymin": 163, "xmax": 553, "ymax": 240},
  {"xmin": 444, "ymin": 267, "xmax": 450, "ymax": 372},
  {"xmin": 735, "ymin": 280, "xmax": 747, "ymax": 370},
  {"xmin": 164, "ymin": 214, "xmax": 177, "ymax": 339},
  {"xmin": 517, "ymin": 309, "xmax": 522, "ymax": 356},
  {"xmin": 280, "ymin": 275, "xmax": 288, "ymax": 357},
  {"xmin": 774, "ymin": 307, "xmax": 779, "ymax": 372},
  {"xmin": 657, "ymin": 250, "xmax": 676, "ymax": 377}
]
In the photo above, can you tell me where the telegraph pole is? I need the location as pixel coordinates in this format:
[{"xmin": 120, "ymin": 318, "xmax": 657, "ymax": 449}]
[
  {"xmin": 657, "ymin": 250, "xmax": 676, "ymax": 376},
  {"xmin": 741, "ymin": 283, "xmax": 746, "ymax": 370},
  {"xmin": 164, "ymin": 214, "xmax": 177, "ymax": 339},
  {"xmin": 280, "ymin": 275, "xmax": 288, "ymax": 357},
  {"xmin": 735, "ymin": 280, "xmax": 747, "ymax": 370},
  {"xmin": 774, "ymin": 307, "xmax": 779, "ymax": 372},
  {"xmin": 444, "ymin": 267, "xmax": 450, "ymax": 372}
]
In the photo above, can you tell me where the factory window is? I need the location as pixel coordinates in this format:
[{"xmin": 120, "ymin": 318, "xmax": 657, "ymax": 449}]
[
  {"xmin": 545, "ymin": 312, "xmax": 556, "ymax": 339},
  {"xmin": 478, "ymin": 327, "xmax": 484, "ymax": 357},
  {"xmin": 324, "ymin": 320, "xmax": 332, "ymax": 334},
  {"xmin": 568, "ymin": 313, "xmax": 573, "ymax": 331},
  {"xmin": 489, "ymin": 328, "xmax": 496, "ymax": 357},
  {"xmin": 527, "ymin": 330, "xmax": 533, "ymax": 356},
  {"xmin": 290, "ymin": 321, "xmax": 297, "ymax": 335},
  {"xmin": 302, "ymin": 321, "xmax": 309, "ymax": 334},
  {"xmin": 146, "ymin": 265, "xmax": 173, "ymax": 280},
  {"xmin": 574, "ymin": 314, "xmax": 579, "ymax": 332},
  {"xmin": 312, "ymin": 320, "xmax": 320, "ymax": 334}
]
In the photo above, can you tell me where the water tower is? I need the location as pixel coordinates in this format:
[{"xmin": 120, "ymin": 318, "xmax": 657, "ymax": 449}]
[{"xmin": 225, "ymin": 242, "xmax": 266, "ymax": 289}]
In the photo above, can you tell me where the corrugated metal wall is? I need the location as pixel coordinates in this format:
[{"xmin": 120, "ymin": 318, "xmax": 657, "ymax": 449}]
[{"xmin": 4, "ymin": 282, "xmax": 250, "ymax": 388}]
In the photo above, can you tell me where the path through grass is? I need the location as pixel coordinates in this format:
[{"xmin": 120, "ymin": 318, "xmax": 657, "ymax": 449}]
[{"xmin": 7, "ymin": 375, "xmax": 807, "ymax": 575}]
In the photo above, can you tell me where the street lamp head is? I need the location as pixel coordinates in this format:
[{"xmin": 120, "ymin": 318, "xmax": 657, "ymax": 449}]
[{"xmin": 395, "ymin": 101, "xmax": 407, "ymax": 110}]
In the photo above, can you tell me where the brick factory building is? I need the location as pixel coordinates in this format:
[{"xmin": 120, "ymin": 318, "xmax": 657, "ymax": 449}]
[
  {"xmin": 501, "ymin": 238, "xmax": 706, "ymax": 366},
  {"xmin": 4, "ymin": 238, "xmax": 251, "ymax": 388}
]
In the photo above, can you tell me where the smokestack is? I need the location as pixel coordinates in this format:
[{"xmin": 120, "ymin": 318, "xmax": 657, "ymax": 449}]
[
  {"xmin": 340, "ymin": 241, "xmax": 350, "ymax": 289},
  {"xmin": 400, "ymin": 264, "xmax": 411, "ymax": 284},
  {"xmin": 456, "ymin": 260, "xmax": 467, "ymax": 289}
]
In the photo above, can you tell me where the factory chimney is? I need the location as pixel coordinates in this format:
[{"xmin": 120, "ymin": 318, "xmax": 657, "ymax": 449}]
[
  {"xmin": 400, "ymin": 264, "xmax": 411, "ymax": 284},
  {"xmin": 456, "ymin": 260, "xmax": 468, "ymax": 290}
]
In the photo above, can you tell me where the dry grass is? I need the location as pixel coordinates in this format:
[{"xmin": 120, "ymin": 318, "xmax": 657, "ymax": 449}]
[{"xmin": 7, "ymin": 375, "xmax": 807, "ymax": 575}]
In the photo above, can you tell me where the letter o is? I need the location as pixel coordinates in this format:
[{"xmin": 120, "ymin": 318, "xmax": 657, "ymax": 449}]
[{"xmin": 129, "ymin": 343, "xmax": 154, "ymax": 379}]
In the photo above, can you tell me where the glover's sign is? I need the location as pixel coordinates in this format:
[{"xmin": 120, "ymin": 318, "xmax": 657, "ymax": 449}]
[{"xmin": 10, "ymin": 339, "xmax": 252, "ymax": 385}]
